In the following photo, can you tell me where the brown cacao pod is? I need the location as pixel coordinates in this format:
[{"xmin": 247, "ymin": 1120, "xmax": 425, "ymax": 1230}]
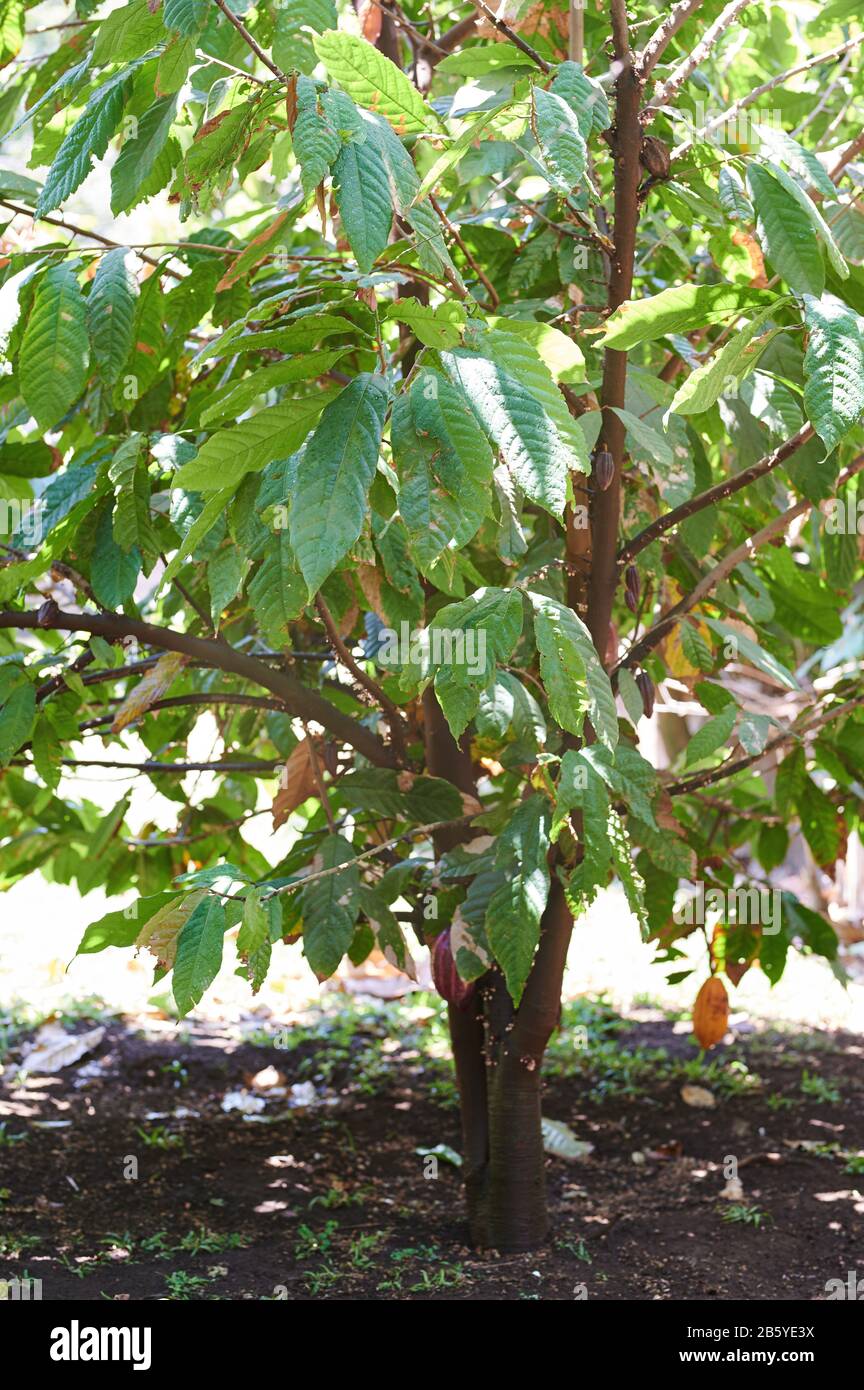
[
  {"xmin": 594, "ymin": 448, "xmax": 614, "ymax": 491},
  {"xmin": 636, "ymin": 670, "xmax": 654, "ymax": 719},
  {"xmin": 692, "ymin": 975, "xmax": 729, "ymax": 1050},
  {"xmin": 432, "ymin": 928, "xmax": 475, "ymax": 1010},
  {"xmin": 640, "ymin": 135, "xmax": 671, "ymax": 181}
]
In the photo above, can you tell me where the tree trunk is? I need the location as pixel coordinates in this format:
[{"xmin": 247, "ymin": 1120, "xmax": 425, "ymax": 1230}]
[{"xmin": 448, "ymin": 878, "xmax": 574, "ymax": 1252}]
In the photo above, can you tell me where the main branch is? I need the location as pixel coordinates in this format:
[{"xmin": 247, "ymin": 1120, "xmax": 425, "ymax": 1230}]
[{"xmin": 0, "ymin": 604, "xmax": 396, "ymax": 768}]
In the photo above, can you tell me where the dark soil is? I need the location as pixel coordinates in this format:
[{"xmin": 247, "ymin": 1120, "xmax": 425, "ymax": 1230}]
[{"xmin": 1, "ymin": 998, "xmax": 862, "ymax": 1301}]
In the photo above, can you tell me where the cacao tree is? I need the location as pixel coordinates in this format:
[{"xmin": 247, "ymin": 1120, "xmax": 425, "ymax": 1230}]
[{"xmin": 1, "ymin": 0, "xmax": 863, "ymax": 1252}]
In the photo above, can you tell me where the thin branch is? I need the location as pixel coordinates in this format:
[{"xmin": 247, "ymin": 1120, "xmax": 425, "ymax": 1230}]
[
  {"xmin": 467, "ymin": 0, "xmax": 550, "ymax": 73},
  {"xmin": 211, "ymin": 0, "xmax": 286, "ymax": 82},
  {"xmin": 671, "ymin": 33, "xmax": 864, "ymax": 157},
  {"xmin": 0, "ymin": 199, "xmax": 164, "ymax": 272},
  {"xmin": 617, "ymin": 425, "xmax": 814, "ymax": 566},
  {"xmin": 638, "ymin": 0, "xmax": 704, "ymax": 81},
  {"xmin": 568, "ymin": 0, "xmax": 584, "ymax": 66},
  {"xmin": 650, "ymin": 0, "xmax": 754, "ymax": 112},
  {"xmin": 829, "ymin": 127, "xmax": 864, "ymax": 183},
  {"xmin": 616, "ymin": 453, "xmax": 864, "ymax": 673},
  {"xmin": 0, "ymin": 604, "xmax": 396, "ymax": 768},
  {"xmin": 429, "ymin": 194, "xmax": 499, "ymax": 306},
  {"xmin": 261, "ymin": 814, "xmax": 480, "ymax": 901},
  {"xmin": 78, "ymin": 693, "xmax": 285, "ymax": 732},
  {"xmin": 314, "ymin": 595, "xmax": 408, "ymax": 760},
  {"xmin": 12, "ymin": 756, "xmax": 282, "ymax": 774},
  {"xmin": 668, "ymin": 696, "xmax": 864, "ymax": 797}
]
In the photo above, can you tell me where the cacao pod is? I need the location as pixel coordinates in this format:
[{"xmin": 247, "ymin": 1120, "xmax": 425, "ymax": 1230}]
[
  {"xmin": 625, "ymin": 565, "xmax": 640, "ymax": 600},
  {"xmin": 692, "ymin": 975, "xmax": 729, "ymax": 1050},
  {"xmin": 431, "ymin": 928, "xmax": 475, "ymax": 1010},
  {"xmin": 594, "ymin": 448, "xmax": 614, "ymax": 490},
  {"xmin": 636, "ymin": 670, "xmax": 654, "ymax": 718},
  {"xmin": 640, "ymin": 135, "xmax": 671, "ymax": 181}
]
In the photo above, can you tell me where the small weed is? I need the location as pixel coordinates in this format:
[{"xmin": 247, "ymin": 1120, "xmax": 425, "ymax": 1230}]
[
  {"xmin": 164, "ymin": 1270, "xmax": 211, "ymax": 1299},
  {"xmin": 294, "ymin": 1221, "xmax": 338, "ymax": 1261},
  {"xmin": 800, "ymin": 1071, "xmax": 841, "ymax": 1105},
  {"xmin": 719, "ymin": 1204, "xmax": 770, "ymax": 1228}
]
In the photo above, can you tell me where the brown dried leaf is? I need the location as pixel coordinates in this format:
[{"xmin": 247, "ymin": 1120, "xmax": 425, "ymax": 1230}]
[
  {"xmin": 272, "ymin": 738, "xmax": 318, "ymax": 829},
  {"xmin": 357, "ymin": 563, "xmax": 386, "ymax": 619},
  {"xmin": 111, "ymin": 652, "xmax": 189, "ymax": 733}
]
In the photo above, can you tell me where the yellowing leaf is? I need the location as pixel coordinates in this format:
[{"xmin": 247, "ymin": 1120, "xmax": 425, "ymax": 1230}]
[
  {"xmin": 135, "ymin": 890, "xmax": 206, "ymax": 970},
  {"xmin": 111, "ymin": 651, "xmax": 189, "ymax": 732}
]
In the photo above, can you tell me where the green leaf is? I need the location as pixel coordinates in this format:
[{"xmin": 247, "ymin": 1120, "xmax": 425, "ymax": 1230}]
[
  {"xmin": 611, "ymin": 406, "xmax": 673, "ymax": 467},
  {"xmin": 440, "ymin": 348, "xmax": 577, "ymax": 516},
  {"xmin": 248, "ymin": 532, "xmax": 307, "ymax": 645},
  {"xmin": 782, "ymin": 893, "xmax": 837, "ymax": 960},
  {"xmin": 746, "ymin": 162, "xmax": 825, "ymax": 297},
  {"xmin": 236, "ymin": 887, "xmax": 276, "ymax": 994},
  {"xmin": 160, "ymin": 486, "xmax": 238, "ymax": 590},
  {"xmin": 86, "ymin": 248, "xmax": 139, "ymax": 387},
  {"xmin": 532, "ymin": 86, "xmax": 586, "ymax": 193},
  {"xmin": 667, "ymin": 301, "xmax": 786, "ymax": 418},
  {"xmin": 290, "ymin": 374, "xmax": 389, "ymax": 596},
  {"xmin": 528, "ymin": 591, "xmax": 618, "ymax": 751},
  {"xmin": 92, "ymin": 0, "xmax": 165, "ymax": 65},
  {"xmin": 802, "ymin": 293, "xmax": 864, "ymax": 452},
  {"xmin": 199, "ymin": 352, "xmax": 345, "ymax": 429},
  {"xmin": 313, "ymin": 29, "xmax": 437, "ymax": 135},
  {"xmin": 754, "ymin": 124, "xmax": 836, "ymax": 198},
  {"xmin": 91, "ymin": 506, "xmax": 141, "ymax": 607},
  {"xmin": 291, "ymin": 74, "xmax": 342, "ymax": 195},
  {"xmin": 208, "ymin": 544, "xmax": 246, "ymax": 626},
  {"xmin": 718, "ymin": 166, "xmax": 753, "ymax": 221},
  {"xmin": 36, "ymin": 81, "xmax": 127, "ymax": 217},
  {"xmin": 795, "ymin": 777, "xmax": 841, "ymax": 868},
  {"xmin": 550, "ymin": 60, "xmax": 609, "ymax": 135},
  {"xmin": 274, "ymin": 0, "xmax": 336, "ymax": 74},
  {"xmin": 485, "ymin": 796, "xmax": 551, "ymax": 1003},
  {"xmin": 175, "ymin": 391, "xmax": 337, "ymax": 492},
  {"xmin": 0, "ymin": 681, "xmax": 35, "ymax": 766},
  {"xmin": 485, "ymin": 316, "xmax": 585, "ymax": 384},
  {"xmin": 173, "ymin": 896, "xmax": 226, "ymax": 1016},
  {"xmin": 332, "ymin": 136, "xmax": 393, "ymax": 273},
  {"xmin": 302, "ymin": 833, "xmax": 360, "ymax": 978},
  {"xmin": 424, "ymin": 587, "xmax": 523, "ymax": 739},
  {"xmin": 76, "ymin": 894, "xmax": 178, "ymax": 955},
  {"xmin": 684, "ymin": 704, "xmax": 737, "ymax": 766},
  {"xmin": 759, "ymin": 159, "xmax": 848, "ymax": 280},
  {"xmin": 111, "ymin": 97, "xmax": 178, "ymax": 215},
  {"xmin": 109, "ymin": 434, "xmax": 157, "ymax": 567},
  {"xmin": 618, "ymin": 667, "xmax": 644, "ymax": 729},
  {"xmin": 597, "ymin": 285, "xmax": 776, "ymax": 350},
  {"xmin": 163, "ymin": 0, "xmax": 207, "ymax": 36},
  {"xmin": 704, "ymin": 618, "xmax": 798, "ymax": 690},
  {"xmin": 20, "ymin": 264, "xmax": 89, "ymax": 431},
  {"xmin": 384, "ymin": 300, "xmax": 466, "ymax": 348}
]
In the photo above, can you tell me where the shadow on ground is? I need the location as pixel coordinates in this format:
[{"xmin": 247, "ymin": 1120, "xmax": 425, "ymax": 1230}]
[{"xmin": 1, "ymin": 996, "xmax": 862, "ymax": 1300}]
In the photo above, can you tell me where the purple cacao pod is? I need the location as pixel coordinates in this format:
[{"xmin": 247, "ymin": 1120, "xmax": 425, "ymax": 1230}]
[
  {"xmin": 636, "ymin": 670, "xmax": 655, "ymax": 719},
  {"xmin": 594, "ymin": 448, "xmax": 614, "ymax": 491},
  {"xmin": 625, "ymin": 565, "xmax": 640, "ymax": 601},
  {"xmin": 432, "ymin": 929, "xmax": 475, "ymax": 1010}
]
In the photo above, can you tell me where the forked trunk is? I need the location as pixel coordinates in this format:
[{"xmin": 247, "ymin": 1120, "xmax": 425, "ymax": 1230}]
[{"xmin": 448, "ymin": 879, "xmax": 573, "ymax": 1253}]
